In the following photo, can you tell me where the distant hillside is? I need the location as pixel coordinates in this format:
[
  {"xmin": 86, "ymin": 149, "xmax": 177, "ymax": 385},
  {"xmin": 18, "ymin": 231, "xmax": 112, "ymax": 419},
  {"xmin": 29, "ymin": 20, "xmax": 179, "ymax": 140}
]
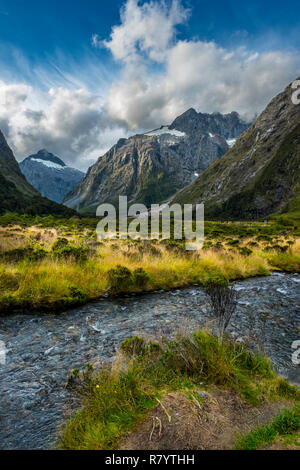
[
  {"xmin": 173, "ymin": 78, "xmax": 300, "ymax": 220},
  {"xmin": 0, "ymin": 131, "xmax": 77, "ymax": 217},
  {"xmin": 20, "ymin": 150, "xmax": 84, "ymax": 203}
]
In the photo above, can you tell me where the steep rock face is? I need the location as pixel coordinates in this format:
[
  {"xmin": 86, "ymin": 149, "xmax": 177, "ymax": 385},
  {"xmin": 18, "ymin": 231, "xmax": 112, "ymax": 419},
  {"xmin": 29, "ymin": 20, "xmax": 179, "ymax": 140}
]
[
  {"xmin": 65, "ymin": 110, "xmax": 249, "ymax": 212},
  {"xmin": 0, "ymin": 132, "xmax": 77, "ymax": 216},
  {"xmin": 0, "ymin": 130, "xmax": 37, "ymax": 196},
  {"xmin": 174, "ymin": 79, "xmax": 300, "ymax": 219},
  {"xmin": 20, "ymin": 150, "xmax": 84, "ymax": 203}
]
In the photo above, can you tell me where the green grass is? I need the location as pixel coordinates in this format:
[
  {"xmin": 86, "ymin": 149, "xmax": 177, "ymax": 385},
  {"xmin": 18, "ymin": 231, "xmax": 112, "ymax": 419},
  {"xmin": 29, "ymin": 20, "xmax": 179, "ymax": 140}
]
[
  {"xmin": 0, "ymin": 216, "xmax": 300, "ymax": 314},
  {"xmin": 235, "ymin": 404, "xmax": 300, "ymax": 450},
  {"xmin": 60, "ymin": 330, "xmax": 300, "ymax": 450}
]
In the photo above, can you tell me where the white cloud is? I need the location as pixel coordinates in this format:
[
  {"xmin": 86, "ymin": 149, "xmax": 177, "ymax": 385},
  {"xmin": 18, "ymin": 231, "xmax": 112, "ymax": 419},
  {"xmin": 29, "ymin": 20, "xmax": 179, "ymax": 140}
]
[
  {"xmin": 102, "ymin": 0, "xmax": 189, "ymax": 64},
  {"xmin": 1, "ymin": 0, "xmax": 300, "ymax": 172},
  {"xmin": 0, "ymin": 81, "xmax": 127, "ymax": 170},
  {"xmin": 103, "ymin": 1, "xmax": 300, "ymax": 129}
]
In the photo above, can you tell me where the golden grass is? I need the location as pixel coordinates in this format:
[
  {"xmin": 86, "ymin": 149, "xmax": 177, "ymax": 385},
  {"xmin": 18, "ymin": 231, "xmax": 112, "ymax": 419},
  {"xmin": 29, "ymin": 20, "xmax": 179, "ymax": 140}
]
[{"xmin": 0, "ymin": 225, "xmax": 299, "ymax": 312}]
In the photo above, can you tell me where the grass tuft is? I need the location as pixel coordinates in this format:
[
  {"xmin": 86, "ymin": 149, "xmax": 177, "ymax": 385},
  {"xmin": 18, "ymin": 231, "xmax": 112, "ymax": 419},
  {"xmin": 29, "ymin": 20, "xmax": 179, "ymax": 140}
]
[
  {"xmin": 235, "ymin": 404, "xmax": 300, "ymax": 450},
  {"xmin": 60, "ymin": 330, "xmax": 299, "ymax": 450}
]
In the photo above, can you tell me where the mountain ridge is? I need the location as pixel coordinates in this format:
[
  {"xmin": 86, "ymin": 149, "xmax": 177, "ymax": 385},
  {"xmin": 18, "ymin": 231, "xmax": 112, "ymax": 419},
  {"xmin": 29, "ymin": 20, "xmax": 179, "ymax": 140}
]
[
  {"xmin": 23, "ymin": 149, "xmax": 66, "ymax": 167},
  {"xmin": 173, "ymin": 78, "xmax": 300, "ymax": 219},
  {"xmin": 64, "ymin": 109, "xmax": 250, "ymax": 212},
  {"xmin": 20, "ymin": 150, "xmax": 84, "ymax": 204},
  {"xmin": 0, "ymin": 132, "xmax": 77, "ymax": 217}
]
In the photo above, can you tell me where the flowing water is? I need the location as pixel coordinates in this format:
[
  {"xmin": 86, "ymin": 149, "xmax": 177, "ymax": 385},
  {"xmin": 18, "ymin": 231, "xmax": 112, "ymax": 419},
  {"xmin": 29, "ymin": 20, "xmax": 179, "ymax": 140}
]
[{"xmin": 0, "ymin": 272, "xmax": 299, "ymax": 449}]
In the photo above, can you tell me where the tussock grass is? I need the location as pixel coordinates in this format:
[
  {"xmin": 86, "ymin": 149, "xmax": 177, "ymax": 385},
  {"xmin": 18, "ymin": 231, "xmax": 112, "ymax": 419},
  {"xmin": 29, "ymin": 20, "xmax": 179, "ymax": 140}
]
[
  {"xmin": 0, "ymin": 220, "xmax": 299, "ymax": 313},
  {"xmin": 60, "ymin": 330, "xmax": 299, "ymax": 450}
]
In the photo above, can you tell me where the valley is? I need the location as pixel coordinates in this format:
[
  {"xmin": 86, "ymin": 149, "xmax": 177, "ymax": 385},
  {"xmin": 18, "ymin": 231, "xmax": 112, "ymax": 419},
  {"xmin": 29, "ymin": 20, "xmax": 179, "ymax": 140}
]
[{"xmin": 0, "ymin": 76, "xmax": 299, "ymax": 452}]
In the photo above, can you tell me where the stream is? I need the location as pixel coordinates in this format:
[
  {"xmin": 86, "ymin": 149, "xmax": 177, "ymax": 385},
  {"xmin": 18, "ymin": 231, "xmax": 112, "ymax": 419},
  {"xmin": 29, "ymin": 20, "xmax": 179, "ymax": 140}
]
[{"xmin": 0, "ymin": 272, "xmax": 299, "ymax": 449}]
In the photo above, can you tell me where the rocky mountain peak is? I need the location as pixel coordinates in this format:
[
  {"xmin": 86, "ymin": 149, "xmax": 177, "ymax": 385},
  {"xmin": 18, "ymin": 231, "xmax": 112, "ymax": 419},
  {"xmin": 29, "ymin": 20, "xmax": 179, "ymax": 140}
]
[
  {"xmin": 169, "ymin": 108, "xmax": 250, "ymax": 139},
  {"xmin": 26, "ymin": 149, "xmax": 66, "ymax": 167},
  {"xmin": 20, "ymin": 150, "xmax": 84, "ymax": 203},
  {"xmin": 64, "ymin": 108, "xmax": 250, "ymax": 212},
  {"xmin": 173, "ymin": 77, "xmax": 300, "ymax": 219}
]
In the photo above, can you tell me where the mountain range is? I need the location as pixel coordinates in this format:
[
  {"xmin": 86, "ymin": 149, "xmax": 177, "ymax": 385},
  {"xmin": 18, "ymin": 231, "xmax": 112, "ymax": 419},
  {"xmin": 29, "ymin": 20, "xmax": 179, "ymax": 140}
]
[
  {"xmin": 1, "ymin": 77, "xmax": 299, "ymax": 221},
  {"xmin": 20, "ymin": 150, "xmax": 84, "ymax": 203},
  {"xmin": 64, "ymin": 110, "xmax": 250, "ymax": 213},
  {"xmin": 173, "ymin": 78, "xmax": 300, "ymax": 219},
  {"xmin": 0, "ymin": 130, "xmax": 76, "ymax": 217}
]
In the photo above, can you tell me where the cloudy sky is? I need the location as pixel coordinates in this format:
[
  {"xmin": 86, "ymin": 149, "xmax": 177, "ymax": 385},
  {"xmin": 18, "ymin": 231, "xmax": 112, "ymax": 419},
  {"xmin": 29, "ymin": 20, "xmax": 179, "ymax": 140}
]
[{"xmin": 0, "ymin": 0, "xmax": 299, "ymax": 170}]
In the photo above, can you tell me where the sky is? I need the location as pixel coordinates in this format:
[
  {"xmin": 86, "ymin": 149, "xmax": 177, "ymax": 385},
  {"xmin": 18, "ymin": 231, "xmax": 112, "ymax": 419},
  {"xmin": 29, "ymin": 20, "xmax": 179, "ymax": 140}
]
[{"xmin": 0, "ymin": 0, "xmax": 299, "ymax": 170}]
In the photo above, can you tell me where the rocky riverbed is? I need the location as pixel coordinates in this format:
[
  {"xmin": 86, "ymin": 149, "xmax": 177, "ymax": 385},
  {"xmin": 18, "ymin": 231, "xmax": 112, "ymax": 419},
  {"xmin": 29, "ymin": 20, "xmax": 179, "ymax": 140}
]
[{"xmin": 0, "ymin": 273, "xmax": 299, "ymax": 450}]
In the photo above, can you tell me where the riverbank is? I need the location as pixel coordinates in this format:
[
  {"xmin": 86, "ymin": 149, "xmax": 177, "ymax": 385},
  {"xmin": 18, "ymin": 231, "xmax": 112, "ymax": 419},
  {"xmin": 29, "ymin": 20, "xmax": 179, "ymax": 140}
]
[
  {"xmin": 0, "ymin": 273, "xmax": 299, "ymax": 449},
  {"xmin": 60, "ymin": 330, "xmax": 300, "ymax": 451},
  {"xmin": 0, "ymin": 218, "xmax": 299, "ymax": 314}
]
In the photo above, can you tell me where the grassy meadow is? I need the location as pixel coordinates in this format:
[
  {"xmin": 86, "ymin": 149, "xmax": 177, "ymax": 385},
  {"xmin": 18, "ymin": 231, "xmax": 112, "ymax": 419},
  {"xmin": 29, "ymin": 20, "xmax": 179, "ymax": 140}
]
[{"xmin": 0, "ymin": 212, "xmax": 299, "ymax": 314}]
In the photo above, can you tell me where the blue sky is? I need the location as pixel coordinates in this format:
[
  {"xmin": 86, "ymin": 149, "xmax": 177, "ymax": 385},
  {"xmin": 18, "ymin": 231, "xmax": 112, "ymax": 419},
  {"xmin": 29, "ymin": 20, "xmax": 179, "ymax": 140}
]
[
  {"xmin": 0, "ymin": 0, "xmax": 299, "ymax": 169},
  {"xmin": 1, "ymin": 0, "xmax": 300, "ymax": 60}
]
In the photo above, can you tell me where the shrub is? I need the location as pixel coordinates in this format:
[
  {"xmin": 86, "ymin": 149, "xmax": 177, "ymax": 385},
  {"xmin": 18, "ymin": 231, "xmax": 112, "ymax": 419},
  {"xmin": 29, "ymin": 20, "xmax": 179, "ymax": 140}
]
[
  {"xmin": 107, "ymin": 265, "xmax": 133, "ymax": 292},
  {"xmin": 53, "ymin": 245, "xmax": 89, "ymax": 262},
  {"xmin": 239, "ymin": 247, "xmax": 253, "ymax": 256},
  {"xmin": 120, "ymin": 336, "xmax": 146, "ymax": 356},
  {"xmin": 205, "ymin": 283, "xmax": 237, "ymax": 342},
  {"xmin": 52, "ymin": 237, "xmax": 69, "ymax": 250},
  {"xmin": 272, "ymin": 244, "xmax": 289, "ymax": 252},
  {"xmin": 277, "ymin": 216, "xmax": 295, "ymax": 227},
  {"xmin": 67, "ymin": 286, "xmax": 87, "ymax": 305},
  {"xmin": 0, "ymin": 269, "xmax": 20, "ymax": 292},
  {"xmin": 0, "ymin": 246, "xmax": 47, "ymax": 262},
  {"xmin": 133, "ymin": 268, "xmax": 150, "ymax": 288},
  {"xmin": 226, "ymin": 239, "xmax": 239, "ymax": 246}
]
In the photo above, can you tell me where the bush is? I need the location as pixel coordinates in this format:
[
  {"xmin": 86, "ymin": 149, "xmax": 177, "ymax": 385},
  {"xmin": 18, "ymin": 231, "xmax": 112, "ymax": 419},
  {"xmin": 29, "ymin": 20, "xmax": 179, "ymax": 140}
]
[
  {"xmin": 0, "ymin": 269, "xmax": 20, "ymax": 292},
  {"xmin": 277, "ymin": 216, "xmax": 295, "ymax": 227},
  {"xmin": 66, "ymin": 286, "xmax": 87, "ymax": 306},
  {"xmin": 107, "ymin": 265, "xmax": 133, "ymax": 292},
  {"xmin": 239, "ymin": 247, "xmax": 253, "ymax": 256},
  {"xmin": 120, "ymin": 336, "xmax": 146, "ymax": 356},
  {"xmin": 0, "ymin": 246, "xmax": 48, "ymax": 262},
  {"xmin": 133, "ymin": 268, "xmax": 150, "ymax": 288},
  {"xmin": 205, "ymin": 283, "xmax": 237, "ymax": 342},
  {"xmin": 52, "ymin": 237, "xmax": 69, "ymax": 250},
  {"xmin": 53, "ymin": 245, "xmax": 89, "ymax": 262},
  {"xmin": 226, "ymin": 239, "xmax": 240, "ymax": 246}
]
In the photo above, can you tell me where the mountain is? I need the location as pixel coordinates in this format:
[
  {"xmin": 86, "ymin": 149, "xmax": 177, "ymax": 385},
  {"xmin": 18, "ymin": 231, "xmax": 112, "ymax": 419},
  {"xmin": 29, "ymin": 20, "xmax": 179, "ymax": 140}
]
[
  {"xmin": 64, "ymin": 110, "xmax": 250, "ymax": 212},
  {"xmin": 0, "ymin": 129, "xmax": 37, "ymax": 197},
  {"xmin": 0, "ymin": 131, "xmax": 77, "ymax": 217},
  {"xmin": 20, "ymin": 150, "xmax": 84, "ymax": 203},
  {"xmin": 173, "ymin": 78, "xmax": 300, "ymax": 219}
]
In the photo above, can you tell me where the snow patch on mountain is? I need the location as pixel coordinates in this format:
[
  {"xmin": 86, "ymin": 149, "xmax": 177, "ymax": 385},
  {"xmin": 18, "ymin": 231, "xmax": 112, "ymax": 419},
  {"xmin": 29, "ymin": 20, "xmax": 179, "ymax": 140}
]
[
  {"xmin": 145, "ymin": 126, "xmax": 186, "ymax": 137},
  {"xmin": 31, "ymin": 158, "xmax": 65, "ymax": 170},
  {"xmin": 226, "ymin": 138, "xmax": 237, "ymax": 148}
]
